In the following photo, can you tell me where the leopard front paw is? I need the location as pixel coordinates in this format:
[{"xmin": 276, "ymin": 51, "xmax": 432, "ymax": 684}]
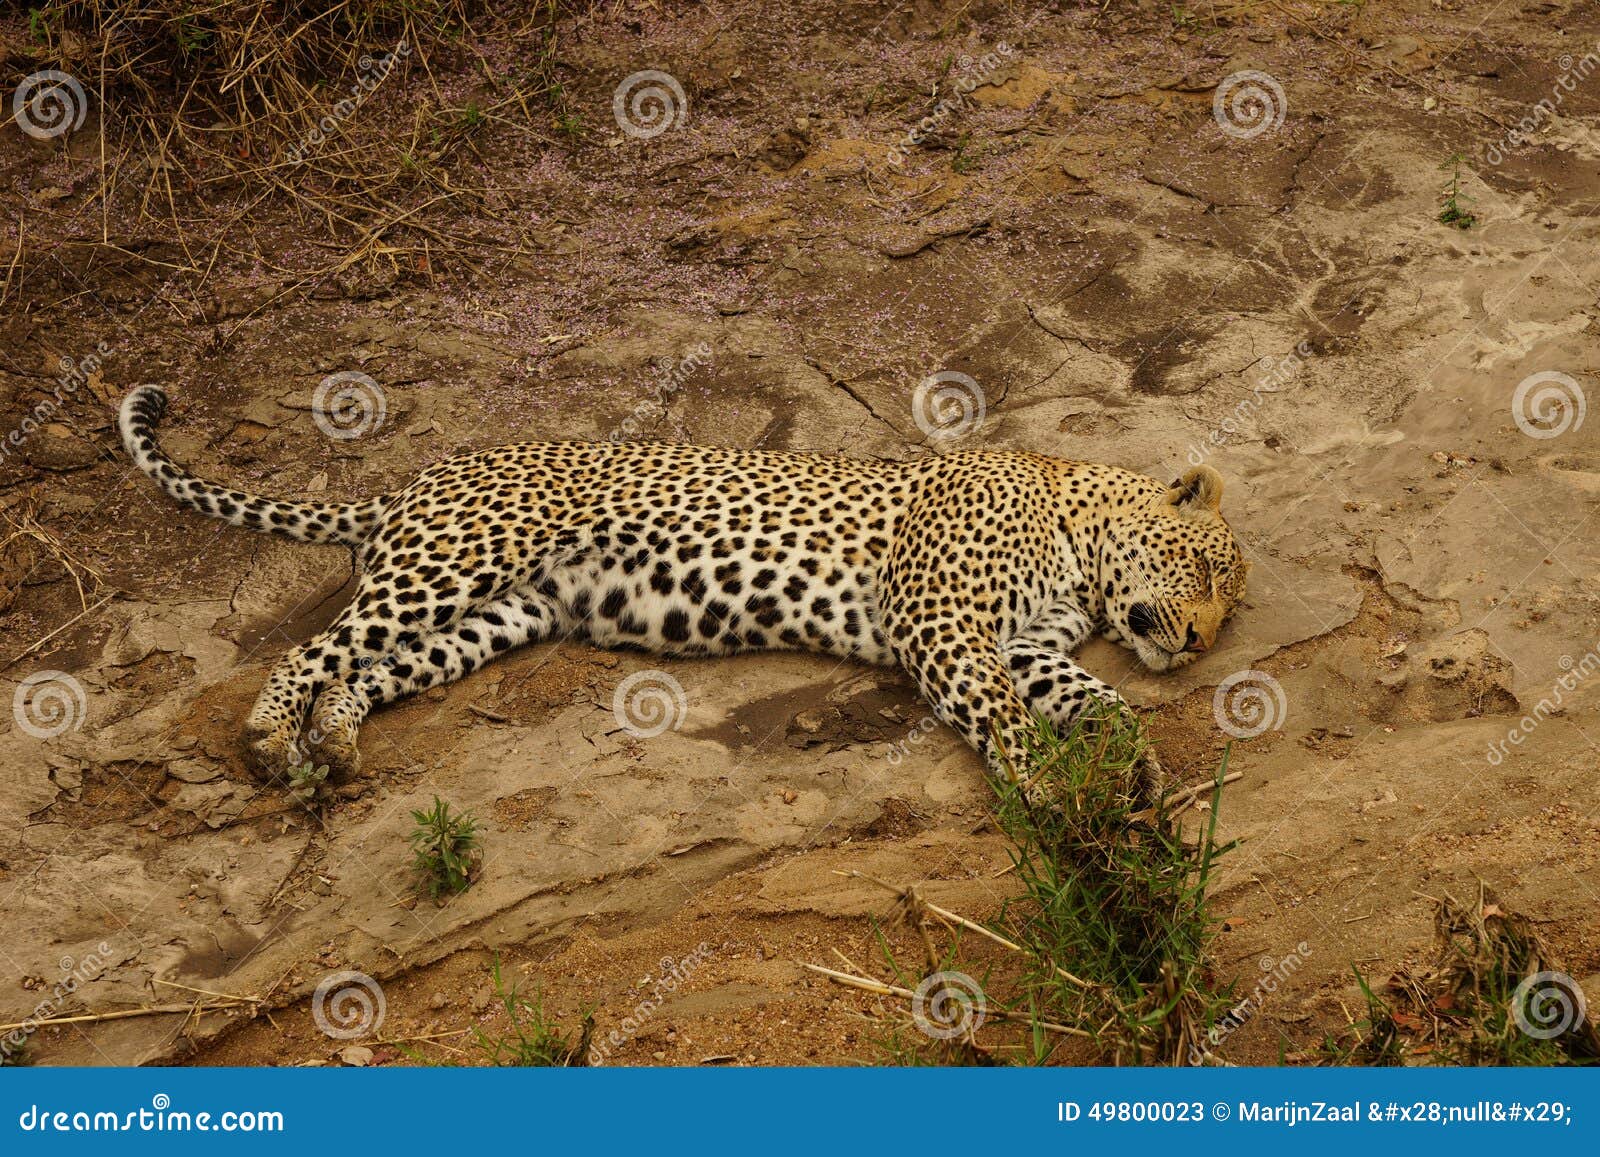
[
  {"xmin": 307, "ymin": 688, "xmax": 364, "ymax": 784},
  {"xmin": 243, "ymin": 724, "xmax": 302, "ymax": 784}
]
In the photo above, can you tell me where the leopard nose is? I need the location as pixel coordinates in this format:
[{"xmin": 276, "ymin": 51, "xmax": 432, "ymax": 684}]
[{"xmin": 1181, "ymin": 624, "xmax": 1208, "ymax": 653}]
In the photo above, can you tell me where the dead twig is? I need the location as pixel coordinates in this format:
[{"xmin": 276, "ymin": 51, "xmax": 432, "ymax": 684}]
[{"xmin": 802, "ymin": 963, "xmax": 1092, "ymax": 1039}]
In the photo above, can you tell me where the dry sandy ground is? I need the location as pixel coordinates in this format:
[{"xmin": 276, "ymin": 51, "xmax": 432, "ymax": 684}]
[{"xmin": 1, "ymin": 0, "xmax": 1598, "ymax": 1066}]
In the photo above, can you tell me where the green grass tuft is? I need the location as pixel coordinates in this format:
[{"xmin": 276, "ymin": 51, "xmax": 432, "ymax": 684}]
[
  {"xmin": 1437, "ymin": 152, "xmax": 1477, "ymax": 229},
  {"xmin": 408, "ymin": 795, "xmax": 482, "ymax": 900},
  {"xmin": 991, "ymin": 707, "xmax": 1238, "ymax": 1064},
  {"xmin": 470, "ymin": 957, "xmax": 593, "ymax": 1066}
]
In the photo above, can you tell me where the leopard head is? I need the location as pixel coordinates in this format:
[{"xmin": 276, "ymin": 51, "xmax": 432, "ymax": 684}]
[{"xmin": 1103, "ymin": 465, "xmax": 1249, "ymax": 673}]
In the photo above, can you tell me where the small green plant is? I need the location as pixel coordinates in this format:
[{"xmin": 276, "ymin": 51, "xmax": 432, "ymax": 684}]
[
  {"xmin": 408, "ymin": 796, "xmax": 482, "ymax": 899},
  {"xmin": 1318, "ymin": 967, "xmax": 1406, "ymax": 1065},
  {"xmin": 0, "ymin": 1039, "xmax": 30, "ymax": 1067},
  {"xmin": 952, "ymin": 132, "xmax": 978, "ymax": 174},
  {"xmin": 459, "ymin": 101, "xmax": 485, "ymax": 129},
  {"xmin": 870, "ymin": 1023, "xmax": 965, "ymax": 1066},
  {"xmin": 471, "ymin": 958, "xmax": 593, "ymax": 1066},
  {"xmin": 174, "ymin": 14, "xmax": 213, "ymax": 56},
  {"xmin": 553, "ymin": 111, "xmax": 583, "ymax": 139},
  {"xmin": 1437, "ymin": 153, "xmax": 1477, "ymax": 229},
  {"xmin": 1171, "ymin": 5, "xmax": 1198, "ymax": 30},
  {"xmin": 286, "ymin": 761, "xmax": 330, "ymax": 808}
]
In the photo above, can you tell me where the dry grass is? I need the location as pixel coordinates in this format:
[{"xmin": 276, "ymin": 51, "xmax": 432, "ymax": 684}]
[
  {"xmin": 1324, "ymin": 883, "xmax": 1600, "ymax": 1066},
  {"xmin": 10, "ymin": 2, "xmax": 571, "ymax": 274}
]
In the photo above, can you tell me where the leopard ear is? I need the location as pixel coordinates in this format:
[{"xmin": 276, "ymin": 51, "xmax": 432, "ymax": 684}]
[{"xmin": 1162, "ymin": 465, "xmax": 1224, "ymax": 514}]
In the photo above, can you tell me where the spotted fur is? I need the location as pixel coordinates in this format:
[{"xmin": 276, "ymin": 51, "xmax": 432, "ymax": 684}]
[{"xmin": 119, "ymin": 385, "xmax": 1249, "ymax": 790}]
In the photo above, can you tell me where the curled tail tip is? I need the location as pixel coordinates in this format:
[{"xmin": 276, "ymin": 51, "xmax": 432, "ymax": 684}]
[
  {"xmin": 119, "ymin": 385, "xmax": 168, "ymax": 430},
  {"xmin": 119, "ymin": 387, "xmax": 168, "ymax": 453},
  {"xmin": 119, "ymin": 386, "xmax": 170, "ymax": 467}
]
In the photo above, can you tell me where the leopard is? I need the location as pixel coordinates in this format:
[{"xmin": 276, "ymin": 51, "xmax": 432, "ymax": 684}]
[{"xmin": 118, "ymin": 385, "xmax": 1249, "ymax": 800}]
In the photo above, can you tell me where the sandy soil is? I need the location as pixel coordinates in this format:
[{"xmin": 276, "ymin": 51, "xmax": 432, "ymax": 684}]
[{"xmin": 2, "ymin": 0, "xmax": 1598, "ymax": 1067}]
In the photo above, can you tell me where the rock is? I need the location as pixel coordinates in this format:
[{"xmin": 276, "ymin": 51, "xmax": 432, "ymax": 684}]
[
  {"xmin": 790, "ymin": 708, "xmax": 825, "ymax": 735},
  {"xmin": 167, "ymin": 759, "xmax": 223, "ymax": 784},
  {"xmin": 21, "ymin": 428, "xmax": 99, "ymax": 472},
  {"xmin": 758, "ymin": 128, "xmax": 810, "ymax": 171},
  {"xmin": 337, "ymin": 1045, "xmax": 374, "ymax": 1066}
]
